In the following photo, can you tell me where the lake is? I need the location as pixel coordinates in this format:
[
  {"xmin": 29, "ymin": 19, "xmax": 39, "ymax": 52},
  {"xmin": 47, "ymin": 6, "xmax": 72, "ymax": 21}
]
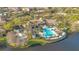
[{"xmin": 0, "ymin": 32, "xmax": 79, "ymax": 51}]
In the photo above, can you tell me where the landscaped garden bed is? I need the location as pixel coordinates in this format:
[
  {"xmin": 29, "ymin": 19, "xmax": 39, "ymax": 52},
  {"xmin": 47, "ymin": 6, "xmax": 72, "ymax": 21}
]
[
  {"xmin": 0, "ymin": 7, "xmax": 72, "ymax": 48},
  {"xmin": 5, "ymin": 19, "xmax": 67, "ymax": 48}
]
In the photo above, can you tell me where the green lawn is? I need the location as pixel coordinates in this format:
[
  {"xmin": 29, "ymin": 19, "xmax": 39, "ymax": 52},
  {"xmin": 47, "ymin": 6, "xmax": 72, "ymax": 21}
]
[{"xmin": 27, "ymin": 39, "xmax": 48, "ymax": 46}]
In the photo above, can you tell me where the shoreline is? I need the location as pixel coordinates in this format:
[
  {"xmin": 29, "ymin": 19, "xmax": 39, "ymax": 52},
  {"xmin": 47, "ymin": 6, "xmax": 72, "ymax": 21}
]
[{"xmin": 0, "ymin": 32, "xmax": 69, "ymax": 51}]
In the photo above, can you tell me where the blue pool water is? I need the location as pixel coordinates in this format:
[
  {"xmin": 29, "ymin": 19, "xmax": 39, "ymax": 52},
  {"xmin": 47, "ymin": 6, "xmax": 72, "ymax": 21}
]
[{"xmin": 43, "ymin": 26, "xmax": 56, "ymax": 38}]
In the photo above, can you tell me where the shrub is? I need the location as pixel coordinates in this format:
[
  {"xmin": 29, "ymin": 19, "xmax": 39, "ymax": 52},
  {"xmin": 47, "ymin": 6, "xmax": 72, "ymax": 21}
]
[{"xmin": 9, "ymin": 43, "xmax": 16, "ymax": 47}]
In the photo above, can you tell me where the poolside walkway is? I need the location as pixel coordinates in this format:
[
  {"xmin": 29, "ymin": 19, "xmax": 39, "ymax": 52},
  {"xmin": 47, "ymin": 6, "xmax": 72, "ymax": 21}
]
[{"xmin": 1, "ymin": 32, "xmax": 79, "ymax": 51}]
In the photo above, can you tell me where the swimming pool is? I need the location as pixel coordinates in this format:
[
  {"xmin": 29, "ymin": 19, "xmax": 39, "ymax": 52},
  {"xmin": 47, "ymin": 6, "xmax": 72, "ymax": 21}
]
[{"xmin": 43, "ymin": 26, "xmax": 57, "ymax": 38}]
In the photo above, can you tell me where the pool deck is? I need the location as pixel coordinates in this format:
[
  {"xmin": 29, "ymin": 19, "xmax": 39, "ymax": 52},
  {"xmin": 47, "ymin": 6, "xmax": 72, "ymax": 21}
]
[{"xmin": 0, "ymin": 32, "xmax": 79, "ymax": 51}]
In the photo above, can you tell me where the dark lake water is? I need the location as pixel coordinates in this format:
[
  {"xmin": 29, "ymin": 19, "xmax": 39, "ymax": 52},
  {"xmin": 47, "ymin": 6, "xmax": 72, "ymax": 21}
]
[{"xmin": 0, "ymin": 32, "xmax": 79, "ymax": 51}]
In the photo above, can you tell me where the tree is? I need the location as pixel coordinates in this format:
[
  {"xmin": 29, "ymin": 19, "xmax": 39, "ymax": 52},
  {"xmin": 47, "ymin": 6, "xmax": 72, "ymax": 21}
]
[
  {"xmin": 21, "ymin": 16, "xmax": 32, "ymax": 24},
  {"xmin": 12, "ymin": 18, "xmax": 21, "ymax": 25},
  {"xmin": 0, "ymin": 37, "xmax": 7, "ymax": 47},
  {"xmin": 3, "ymin": 22, "xmax": 13, "ymax": 30},
  {"xmin": 69, "ymin": 15, "xmax": 79, "ymax": 22}
]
